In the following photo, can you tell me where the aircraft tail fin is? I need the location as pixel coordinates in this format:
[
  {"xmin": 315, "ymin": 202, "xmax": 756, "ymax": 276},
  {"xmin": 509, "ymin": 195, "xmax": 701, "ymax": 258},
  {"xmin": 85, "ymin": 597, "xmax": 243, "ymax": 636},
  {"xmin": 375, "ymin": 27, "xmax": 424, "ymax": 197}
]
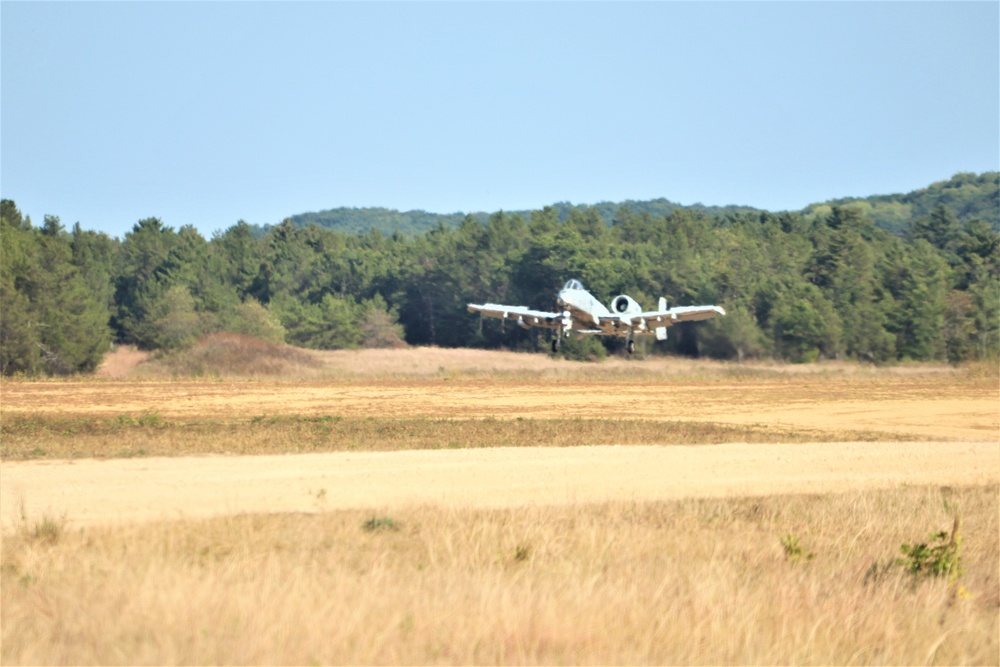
[{"xmin": 656, "ymin": 297, "xmax": 668, "ymax": 341}]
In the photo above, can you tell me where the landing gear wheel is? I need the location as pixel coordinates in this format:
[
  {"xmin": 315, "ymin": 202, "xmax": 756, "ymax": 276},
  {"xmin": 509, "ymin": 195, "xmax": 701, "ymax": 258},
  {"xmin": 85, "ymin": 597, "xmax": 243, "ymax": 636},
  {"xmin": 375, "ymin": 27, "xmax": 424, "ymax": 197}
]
[
  {"xmin": 551, "ymin": 338, "xmax": 560, "ymax": 354},
  {"xmin": 627, "ymin": 339, "xmax": 636, "ymax": 355}
]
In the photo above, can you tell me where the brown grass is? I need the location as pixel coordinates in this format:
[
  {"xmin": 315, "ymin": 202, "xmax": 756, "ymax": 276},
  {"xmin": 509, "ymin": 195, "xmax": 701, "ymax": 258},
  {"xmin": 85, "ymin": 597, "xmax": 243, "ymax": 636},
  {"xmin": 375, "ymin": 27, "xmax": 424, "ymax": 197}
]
[
  {"xmin": 3, "ymin": 364, "xmax": 995, "ymax": 444},
  {"xmin": 2, "ymin": 346, "xmax": 997, "ymax": 664},
  {"xmin": 3, "ymin": 343, "xmax": 995, "ymax": 460},
  {"xmin": 133, "ymin": 332, "xmax": 322, "ymax": 378},
  {"xmin": 93, "ymin": 345, "xmax": 150, "ymax": 378},
  {"xmin": 0, "ymin": 413, "xmax": 908, "ymax": 460},
  {"xmin": 98, "ymin": 333, "xmax": 990, "ymax": 381},
  {"xmin": 3, "ymin": 486, "xmax": 997, "ymax": 665}
]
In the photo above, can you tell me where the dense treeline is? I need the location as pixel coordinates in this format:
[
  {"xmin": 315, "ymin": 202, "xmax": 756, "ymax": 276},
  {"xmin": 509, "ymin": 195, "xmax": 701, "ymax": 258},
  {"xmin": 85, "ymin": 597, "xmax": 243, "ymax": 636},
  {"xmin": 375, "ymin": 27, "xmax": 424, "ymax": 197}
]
[{"xmin": 1, "ymin": 187, "xmax": 998, "ymax": 375}]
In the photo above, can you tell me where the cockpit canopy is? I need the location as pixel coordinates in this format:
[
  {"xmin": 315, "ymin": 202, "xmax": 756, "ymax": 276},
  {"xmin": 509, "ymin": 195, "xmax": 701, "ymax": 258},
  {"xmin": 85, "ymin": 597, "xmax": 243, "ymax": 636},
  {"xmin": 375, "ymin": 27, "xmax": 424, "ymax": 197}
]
[{"xmin": 563, "ymin": 279, "xmax": 585, "ymax": 291}]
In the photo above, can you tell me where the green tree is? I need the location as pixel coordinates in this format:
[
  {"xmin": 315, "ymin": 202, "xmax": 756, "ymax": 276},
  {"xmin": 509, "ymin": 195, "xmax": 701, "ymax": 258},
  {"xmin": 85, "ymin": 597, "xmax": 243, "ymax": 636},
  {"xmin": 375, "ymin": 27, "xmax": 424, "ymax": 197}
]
[
  {"xmin": 247, "ymin": 219, "xmax": 318, "ymax": 305},
  {"xmin": 219, "ymin": 298, "xmax": 287, "ymax": 344},
  {"xmin": 890, "ymin": 240, "xmax": 950, "ymax": 360},
  {"xmin": 0, "ymin": 208, "xmax": 110, "ymax": 374},
  {"xmin": 0, "ymin": 204, "xmax": 41, "ymax": 373},
  {"xmin": 212, "ymin": 220, "xmax": 263, "ymax": 299},
  {"xmin": 113, "ymin": 218, "xmax": 179, "ymax": 346},
  {"xmin": 963, "ymin": 255, "xmax": 1000, "ymax": 360},
  {"xmin": 827, "ymin": 221, "xmax": 895, "ymax": 361},
  {"xmin": 699, "ymin": 303, "xmax": 766, "ymax": 361},
  {"xmin": 911, "ymin": 205, "xmax": 960, "ymax": 254},
  {"xmin": 769, "ymin": 283, "xmax": 839, "ymax": 363},
  {"xmin": 71, "ymin": 222, "xmax": 118, "ymax": 318},
  {"xmin": 271, "ymin": 293, "xmax": 363, "ymax": 350},
  {"xmin": 359, "ymin": 295, "xmax": 406, "ymax": 349},
  {"xmin": 142, "ymin": 285, "xmax": 205, "ymax": 350}
]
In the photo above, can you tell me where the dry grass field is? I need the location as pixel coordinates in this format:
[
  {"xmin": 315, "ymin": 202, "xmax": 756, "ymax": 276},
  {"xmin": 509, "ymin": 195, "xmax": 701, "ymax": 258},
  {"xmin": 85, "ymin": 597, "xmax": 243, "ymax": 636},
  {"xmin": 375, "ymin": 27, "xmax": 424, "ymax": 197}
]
[
  {"xmin": 1, "ymin": 342, "xmax": 998, "ymax": 664},
  {"xmin": 2, "ymin": 489, "xmax": 998, "ymax": 665}
]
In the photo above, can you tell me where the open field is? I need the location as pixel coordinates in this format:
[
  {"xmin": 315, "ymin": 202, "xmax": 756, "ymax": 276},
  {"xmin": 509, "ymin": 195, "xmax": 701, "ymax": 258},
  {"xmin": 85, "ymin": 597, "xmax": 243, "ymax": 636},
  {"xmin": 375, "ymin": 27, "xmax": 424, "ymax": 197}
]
[
  {"xmin": 2, "ymin": 347, "xmax": 998, "ymax": 664},
  {"xmin": 4, "ymin": 348, "xmax": 998, "ymax": 445},
  {"xmin": 4, "ymin": 441, "xmax": 996, "ymax": 528},
  {"xmin": 3, "ymin": 487, "xmax": 998, "ymax": 664}
]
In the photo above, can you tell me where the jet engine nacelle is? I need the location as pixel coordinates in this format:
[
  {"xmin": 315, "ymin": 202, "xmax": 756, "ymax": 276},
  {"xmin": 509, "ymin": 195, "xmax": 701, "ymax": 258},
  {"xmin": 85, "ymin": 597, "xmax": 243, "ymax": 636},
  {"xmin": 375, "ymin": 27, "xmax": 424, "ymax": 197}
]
[{"xmin": 610, "ymin": 295, "xmax": 641, "ymax": 315}]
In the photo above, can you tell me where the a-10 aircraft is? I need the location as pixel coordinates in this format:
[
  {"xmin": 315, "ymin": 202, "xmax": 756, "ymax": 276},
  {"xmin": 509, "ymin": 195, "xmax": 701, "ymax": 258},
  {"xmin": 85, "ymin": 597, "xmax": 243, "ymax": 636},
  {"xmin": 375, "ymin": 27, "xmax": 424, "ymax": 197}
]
[{"xmin": 468, "ymin": 279, "xmax": 726, "ymax": 354}]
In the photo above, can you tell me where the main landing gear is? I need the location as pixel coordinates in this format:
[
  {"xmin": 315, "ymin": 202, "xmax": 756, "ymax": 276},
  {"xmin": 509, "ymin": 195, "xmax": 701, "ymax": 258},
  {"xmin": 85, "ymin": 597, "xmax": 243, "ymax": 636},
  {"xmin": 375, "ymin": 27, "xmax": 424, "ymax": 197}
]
[
  {"xmin": 551, "ymin": 335, "xmax": 635, "ymax": 355},
  {"xmin": 551, "ymin": 327, "xmax": 564, "ymax": 354}
]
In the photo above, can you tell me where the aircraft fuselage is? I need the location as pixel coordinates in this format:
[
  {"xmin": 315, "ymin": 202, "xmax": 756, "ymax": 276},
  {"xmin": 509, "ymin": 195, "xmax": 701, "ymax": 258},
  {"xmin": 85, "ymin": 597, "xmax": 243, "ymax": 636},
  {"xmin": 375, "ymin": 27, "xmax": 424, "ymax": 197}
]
[{"xmin": 557, "ymin": 282, "xmax": 611, "ymax": 329}]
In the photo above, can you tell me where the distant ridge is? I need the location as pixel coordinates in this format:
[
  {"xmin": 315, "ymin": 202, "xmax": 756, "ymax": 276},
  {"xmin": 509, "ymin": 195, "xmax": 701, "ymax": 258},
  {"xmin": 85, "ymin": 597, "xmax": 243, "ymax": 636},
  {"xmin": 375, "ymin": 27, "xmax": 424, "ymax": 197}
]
[
  {"xmin": 266, "ymin": 172, "xmax": 997, "ymax": 237},
  {"xmin": 800, "ymin": 171, "xmax": 998, "ymax": 235}
]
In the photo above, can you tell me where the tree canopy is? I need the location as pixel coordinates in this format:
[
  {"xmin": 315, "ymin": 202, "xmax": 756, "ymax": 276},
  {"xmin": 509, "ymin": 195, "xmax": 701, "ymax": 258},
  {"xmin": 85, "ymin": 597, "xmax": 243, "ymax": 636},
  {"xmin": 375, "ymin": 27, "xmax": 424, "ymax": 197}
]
[
  {"xmin": 270, "ymin": 172, "xmax": 998, "ymax": 238},
  {"xmin": 1, "ymin": 172, "xmax": 997, "ymax": 375}
]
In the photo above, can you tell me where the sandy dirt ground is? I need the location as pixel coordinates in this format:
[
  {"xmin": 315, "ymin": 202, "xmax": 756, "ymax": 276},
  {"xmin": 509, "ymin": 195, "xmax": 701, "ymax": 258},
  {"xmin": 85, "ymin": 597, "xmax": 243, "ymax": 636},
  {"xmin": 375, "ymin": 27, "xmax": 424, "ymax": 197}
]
[
  {"xmin": 2, "ymin": 350, "xmax": 998, "ymax": 529},
  {"xmin": 3, "ymin": 441, "xmax": 997, "ymax": 528},
  {"xmin": 2, "ymin": 377, "xmax": 997, "ymax": 439}
]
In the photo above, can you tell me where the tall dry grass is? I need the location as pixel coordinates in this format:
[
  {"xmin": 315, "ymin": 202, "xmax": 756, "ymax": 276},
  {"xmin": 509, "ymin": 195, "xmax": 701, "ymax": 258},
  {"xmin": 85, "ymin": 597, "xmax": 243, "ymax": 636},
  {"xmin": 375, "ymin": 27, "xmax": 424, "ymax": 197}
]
[
  {"xmin": 116, "ymin": 333, "xmax": 984, "ymax": 382},
  {"xmin": 3, "ymin": 486, "xmax": 997, "ymax": 665},
  {"xmin": 132, "ymin": 333, "xmax": 323, "ymax": 378}
]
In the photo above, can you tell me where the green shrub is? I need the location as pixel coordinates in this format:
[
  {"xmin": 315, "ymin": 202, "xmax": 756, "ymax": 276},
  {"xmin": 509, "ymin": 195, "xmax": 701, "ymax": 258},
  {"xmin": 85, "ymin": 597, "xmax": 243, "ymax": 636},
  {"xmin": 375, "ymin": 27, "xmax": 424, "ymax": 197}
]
[
  {"xmin": 780, "ymin": 534, "xmax": 815, "ymax": 562},
  {"xmin": 897, "ymin": 516, "xmax": 962, "ymax": 583},
  {"xmin": 362, "ymin": 516, "xmax": 399, "ymax": 533},
  {"xmin": 558, "ymin": 335, "xmax": 607, "ymax": 362}
]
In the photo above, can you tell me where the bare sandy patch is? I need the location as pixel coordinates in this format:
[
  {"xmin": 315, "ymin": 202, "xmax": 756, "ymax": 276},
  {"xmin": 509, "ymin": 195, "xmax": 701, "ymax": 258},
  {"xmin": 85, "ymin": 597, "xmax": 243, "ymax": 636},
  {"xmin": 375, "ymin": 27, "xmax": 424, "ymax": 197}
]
[
  {"xmin": 93, "ymin": 346, "xmax": 150, "ymax": 378},
  {"xmin": 3, "ymin": 352, "xmax": 997, "ymax": 526},
  {"xmin": 3, "ymin": 441, "xmax": 997, "ymax": 529}
]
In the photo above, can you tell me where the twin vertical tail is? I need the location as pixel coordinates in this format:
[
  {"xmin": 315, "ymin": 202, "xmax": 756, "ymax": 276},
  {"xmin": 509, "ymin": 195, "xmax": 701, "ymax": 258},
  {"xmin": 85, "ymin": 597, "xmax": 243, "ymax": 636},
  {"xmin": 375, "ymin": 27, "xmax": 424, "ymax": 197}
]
[{"xmin": 656, "ymin": 297, "xmax": 668, "ymax": 341}]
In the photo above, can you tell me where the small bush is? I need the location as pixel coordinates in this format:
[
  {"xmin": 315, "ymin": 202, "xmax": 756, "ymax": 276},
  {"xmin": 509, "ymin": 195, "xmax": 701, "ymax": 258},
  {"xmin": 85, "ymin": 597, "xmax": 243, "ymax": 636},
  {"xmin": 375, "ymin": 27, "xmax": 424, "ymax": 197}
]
[
  {"xmin": 362, "ymin": 516, "xmax": 399, "ymax": 533},
  {"xmin": 31, "ymin": 516, "xmax": 65, "ymax": 544},
  {"xmin": 17, "ymin": 511, "xmax": 67, "ymax": 545},
  {"xmin": 897, "ymin": 516, "xmax": 962, "ymax": 583},
  {"xmin": 558, "ymin": 336, "xmax": 607, "ymax": 362},
  {"xmin": 116, "ymin": 411, "xmax": 165, "ymax": 428},
  {"xmin": 780, "ymin": 534, "xmax": 815, "ymax": 562}
]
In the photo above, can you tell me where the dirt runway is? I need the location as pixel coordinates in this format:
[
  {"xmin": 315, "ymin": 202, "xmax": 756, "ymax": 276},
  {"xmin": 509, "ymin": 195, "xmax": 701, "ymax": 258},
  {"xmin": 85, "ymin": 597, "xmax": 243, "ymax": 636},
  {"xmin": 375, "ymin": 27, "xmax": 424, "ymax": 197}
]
[
  {"xmin": 4, "ymin": 376, "xmax": 998, "ymax": 440},
  {"xmin": 3, "ymin": 353, "xmax": 998, "ymax": 528},
  {"xmin": 3, "ymin": 441, "xmax": 997, "ymax": 528}
]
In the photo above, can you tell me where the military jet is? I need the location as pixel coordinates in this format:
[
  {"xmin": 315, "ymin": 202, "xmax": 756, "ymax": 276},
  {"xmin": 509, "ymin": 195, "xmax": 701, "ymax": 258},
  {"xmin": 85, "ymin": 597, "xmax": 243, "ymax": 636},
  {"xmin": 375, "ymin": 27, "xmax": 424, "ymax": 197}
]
[{"xmin": 468, "ymin": 279, "xmax": 726, "ymax": 354}]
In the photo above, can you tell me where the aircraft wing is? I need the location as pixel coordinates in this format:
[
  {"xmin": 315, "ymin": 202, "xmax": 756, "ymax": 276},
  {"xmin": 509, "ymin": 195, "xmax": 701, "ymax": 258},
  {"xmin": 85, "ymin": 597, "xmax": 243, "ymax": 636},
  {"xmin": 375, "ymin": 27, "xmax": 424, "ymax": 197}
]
[
  {"xmin": 613, "ymin": 305, "xmax": 726, "ymax": 331},
  {"xmin": 467, "ymin": 303, "xmax": 566, "ymax": 330},
  {"xmin": 657, "ymin": 304, "xmax": 727, "ymax": 323}
]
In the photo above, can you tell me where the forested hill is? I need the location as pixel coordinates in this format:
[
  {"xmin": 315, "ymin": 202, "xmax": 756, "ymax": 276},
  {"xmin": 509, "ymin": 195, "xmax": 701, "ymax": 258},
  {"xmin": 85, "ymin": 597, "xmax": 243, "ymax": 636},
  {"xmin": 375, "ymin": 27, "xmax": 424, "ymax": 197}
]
[
  {"xmin": 801, "ymin": 172, "xmax": 999, "ymax": 235},
  {"xmin": 281, "ymin": 199, "xmax": 764, "ymax": 237},
  {"xmin": 276, "ymin": 172, "xmax": 998, "ymax": 237}
]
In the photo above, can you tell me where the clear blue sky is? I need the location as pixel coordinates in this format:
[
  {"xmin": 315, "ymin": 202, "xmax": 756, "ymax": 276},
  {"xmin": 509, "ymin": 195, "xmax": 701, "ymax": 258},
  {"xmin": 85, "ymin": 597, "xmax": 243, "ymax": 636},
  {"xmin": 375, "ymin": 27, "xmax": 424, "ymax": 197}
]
[{"xmin": 2, "ymin": 2, "xmax": 998, "ymax": 239}]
